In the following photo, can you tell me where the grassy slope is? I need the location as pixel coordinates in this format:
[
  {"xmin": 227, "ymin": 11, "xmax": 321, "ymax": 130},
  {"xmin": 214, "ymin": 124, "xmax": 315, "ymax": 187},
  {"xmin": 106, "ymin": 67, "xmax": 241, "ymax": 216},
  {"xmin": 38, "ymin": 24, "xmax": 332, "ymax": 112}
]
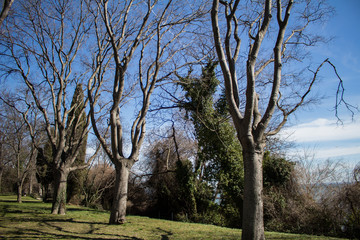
[{"xmin": 0, "ymin": 195, "xmax": 345, "ymax": 240}]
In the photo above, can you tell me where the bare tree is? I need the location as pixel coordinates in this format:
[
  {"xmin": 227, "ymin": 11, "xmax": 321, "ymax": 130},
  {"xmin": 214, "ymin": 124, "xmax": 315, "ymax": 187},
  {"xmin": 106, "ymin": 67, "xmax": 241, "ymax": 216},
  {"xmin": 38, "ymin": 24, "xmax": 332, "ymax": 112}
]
[
  {"xmin": 293, "ymin": 149, "xmax": 345, "ymax": 201},
  {"xmin": 210, "ymin": 0, "xmax": 346, "ymax": 239},
  {"xmin": 2, "ymin": 104, "xmax": 28, "ymax": 202},
  {"xmin": 88, "ymin": 0, "xmax": 207, "ymax": 224},
  {"xmin": 0, "ymin": 97, "xmax": 40, "ymax": 202},
  {"xmin": 0, "ymin": 0, "xmax": 94, "ymax": 214},
  {"xmin": 82, "ymin": 149, "xmax": 115, "ymax": 209},
  {"xmin": 0, "ymin": 101, "xmax": 7, "ymax": 193}
]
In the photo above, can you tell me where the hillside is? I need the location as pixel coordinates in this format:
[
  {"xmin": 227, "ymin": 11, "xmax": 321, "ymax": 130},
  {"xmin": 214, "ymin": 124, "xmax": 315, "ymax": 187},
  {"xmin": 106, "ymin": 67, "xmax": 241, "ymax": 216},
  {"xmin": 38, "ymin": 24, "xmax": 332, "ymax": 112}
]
[{"xmin": 0, "ymin": 195, "xmax": 345, "ymax": 239}]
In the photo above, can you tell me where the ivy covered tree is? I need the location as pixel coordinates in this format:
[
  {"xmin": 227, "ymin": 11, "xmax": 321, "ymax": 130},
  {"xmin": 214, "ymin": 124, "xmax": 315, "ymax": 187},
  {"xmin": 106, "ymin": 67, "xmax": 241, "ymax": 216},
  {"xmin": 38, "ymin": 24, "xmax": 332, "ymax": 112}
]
[
  {"xmin": 177, "ymin": 61, "xmax": 244, "ymax": 226},
  {"xmin": 175, "ymin": 159, "xmax": 197, "ymax": 219}
]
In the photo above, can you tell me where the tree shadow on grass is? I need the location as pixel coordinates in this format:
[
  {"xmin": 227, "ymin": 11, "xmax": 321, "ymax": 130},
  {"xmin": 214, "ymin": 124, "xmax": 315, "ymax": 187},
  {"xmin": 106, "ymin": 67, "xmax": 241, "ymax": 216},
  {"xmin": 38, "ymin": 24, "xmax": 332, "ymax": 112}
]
[
  {"xmin": 0, "ymin": 198, "xmax": 52, "ymax": 212},
  {"xmin": 156, "ymin": 227, "xmax": 174, "ymax": 240},
  {"xmin": 0, "ymin": 198, "xmax": 105, "ymax": 217},
  {"xmin": 2, "ymin": 228, "xmax": 143, "ymax": 240},
  {"xmin": 1, "ymin": 218, "xmax": 143, "ymax": 240},
  {"xmin": 0, "ymin": 198, "xmax": 143, "ymax": 240},
  {"xmin": 0, "ymin": 200, "xmax": 39, "ymax": 203}
]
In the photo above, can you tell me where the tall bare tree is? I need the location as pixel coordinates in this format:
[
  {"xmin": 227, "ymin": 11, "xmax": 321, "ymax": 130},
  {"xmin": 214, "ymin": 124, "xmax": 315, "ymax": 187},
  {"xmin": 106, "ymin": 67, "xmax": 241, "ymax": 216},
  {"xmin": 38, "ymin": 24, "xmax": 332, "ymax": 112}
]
[
  {"xmin": 0, "ymin": 0, "xmax": 93, "ymax": 214},
  {"xmin": 88, "ymin": 0, "xmax": 207, "ymax": 224},
  {"xmin": 0, "ymin": 94, "xmax": 43, "ymax": 202},
  {"xmin": 0, "ymin": 100, "xmax": 7, "ymax": 193},
  {"xmin": 210, "ymin": 0, "xmax": 346, "ymax": 239}
]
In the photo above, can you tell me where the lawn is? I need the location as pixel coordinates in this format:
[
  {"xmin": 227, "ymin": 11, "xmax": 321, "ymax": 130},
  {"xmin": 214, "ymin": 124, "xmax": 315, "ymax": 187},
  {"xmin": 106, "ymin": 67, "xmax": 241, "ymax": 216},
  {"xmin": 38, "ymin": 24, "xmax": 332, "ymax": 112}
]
[{"xmin": 0, "ymin": 195, "xmax": 346, "ymax": 239}]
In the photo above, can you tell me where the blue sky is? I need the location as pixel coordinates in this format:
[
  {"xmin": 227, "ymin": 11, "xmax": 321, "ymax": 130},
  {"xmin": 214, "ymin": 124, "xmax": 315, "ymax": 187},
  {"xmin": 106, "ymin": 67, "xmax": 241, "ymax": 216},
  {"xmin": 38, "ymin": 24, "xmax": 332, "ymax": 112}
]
[
  {"xmin": 281, "ymin": 0, "xmax": 360, "ymax": 175},
  {"xmin": 3, "ymin": 0, "xmax": 358, "ymax": 174}
]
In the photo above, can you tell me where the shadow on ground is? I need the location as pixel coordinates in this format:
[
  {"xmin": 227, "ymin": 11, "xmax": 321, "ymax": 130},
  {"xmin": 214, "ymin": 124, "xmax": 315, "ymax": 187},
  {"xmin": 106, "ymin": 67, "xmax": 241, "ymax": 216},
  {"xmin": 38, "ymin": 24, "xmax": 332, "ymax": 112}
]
[{"xmin": 0, "ymin": 198, "xmax": 143, "ymax": 240}]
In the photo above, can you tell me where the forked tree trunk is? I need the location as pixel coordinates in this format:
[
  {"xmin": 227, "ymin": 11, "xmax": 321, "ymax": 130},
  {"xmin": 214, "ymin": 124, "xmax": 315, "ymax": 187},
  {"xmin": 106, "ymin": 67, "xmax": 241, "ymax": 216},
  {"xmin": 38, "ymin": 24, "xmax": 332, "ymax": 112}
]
[
  {"xmin": 52, "ymin": 168, "xmax": 69, "ymax": 215},
  {"xmin": 17, "ymin": 175, "xmax": 27, "ymax": 203},
  {"xmin": 242, "ymin": 148, "xmax": 265, "ymax": 240},
  {"xmin": 109, "ymin": 161, "xmax": 131, "ymax": 224}
]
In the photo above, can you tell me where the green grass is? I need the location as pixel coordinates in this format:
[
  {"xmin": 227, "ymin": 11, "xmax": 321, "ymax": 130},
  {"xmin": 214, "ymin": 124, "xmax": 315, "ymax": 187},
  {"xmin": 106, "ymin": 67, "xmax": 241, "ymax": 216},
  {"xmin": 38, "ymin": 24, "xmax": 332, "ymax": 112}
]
[{"xmin": 0, "ymin": 195, "xmax": 346, "ymax": 239}]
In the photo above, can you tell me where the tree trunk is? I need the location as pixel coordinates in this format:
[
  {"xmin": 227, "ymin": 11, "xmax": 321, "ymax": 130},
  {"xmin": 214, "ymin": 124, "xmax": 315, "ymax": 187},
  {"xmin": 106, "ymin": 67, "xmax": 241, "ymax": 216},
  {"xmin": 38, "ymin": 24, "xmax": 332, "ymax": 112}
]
[
  {"xmin": 0, "ymin": 166, "xmax": 3, "ymax": 193},
  {"xmin": 109, "ymin": 161, "xmax": 131, "ymax": 224},
  {"xmin": 242, "ymin": 149, "xmax": 265, "ymax": 240},
  {"xmin": 52, "ymin": 168, "xmax": 69, "ymax": 215},
  {"xmin": 17, "ymin": 182, "xmax": 22, "ymax": 203},
  {"xmin": 29, "ymin": 171, "xmax": 34, "ymax": 195}
]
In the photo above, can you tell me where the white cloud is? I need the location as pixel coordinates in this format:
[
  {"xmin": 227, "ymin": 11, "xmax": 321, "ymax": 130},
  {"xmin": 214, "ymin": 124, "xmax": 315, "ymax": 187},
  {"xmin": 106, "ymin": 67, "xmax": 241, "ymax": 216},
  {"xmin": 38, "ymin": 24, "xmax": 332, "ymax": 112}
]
[
  {"xmin": 282, "ymin": 118, "xmax": 360, "ymax": 143},
  {"xmin": 281, "ymin": 118, "xmax": 360, "ymax": 165},
  {"xmin": 315, "ymin": 145, "xmax": 360, "ymax": 159}
]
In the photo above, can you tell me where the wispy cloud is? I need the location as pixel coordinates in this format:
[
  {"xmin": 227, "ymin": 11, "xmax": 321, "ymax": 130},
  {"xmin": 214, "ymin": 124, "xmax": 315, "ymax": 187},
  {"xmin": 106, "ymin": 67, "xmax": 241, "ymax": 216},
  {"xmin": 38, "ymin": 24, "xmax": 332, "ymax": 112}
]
[
  {"xmin": 315, "ymin": 146, "xmax": 360, "ymax": 159},
  {"xmin": 281, "ymin": 118, "xmax": 360, "ymax": 163},
  {"xmin": 282, "ymin": 118, "xmax": 360, "ymax": 143}
]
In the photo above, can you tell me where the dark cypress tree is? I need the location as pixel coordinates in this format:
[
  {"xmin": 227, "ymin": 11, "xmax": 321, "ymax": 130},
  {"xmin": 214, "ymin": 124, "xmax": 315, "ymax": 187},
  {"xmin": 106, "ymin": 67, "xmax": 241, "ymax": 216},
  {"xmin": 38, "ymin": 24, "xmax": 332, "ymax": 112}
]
[
  {"xmin": 36, "ymin": 142, "xmax": 54, "ymax": 202},
  {"xmin": 66, "ymin": 83, "xmax": 88, "ymax": 204}
]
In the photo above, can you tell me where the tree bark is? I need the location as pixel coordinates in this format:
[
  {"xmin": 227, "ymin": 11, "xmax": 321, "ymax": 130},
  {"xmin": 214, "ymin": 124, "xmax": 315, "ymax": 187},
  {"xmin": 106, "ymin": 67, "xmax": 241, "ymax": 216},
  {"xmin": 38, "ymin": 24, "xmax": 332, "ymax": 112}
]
[
  {"xmin": 0, "ymin": 0, "xmax": 14, "ymax": 27},
  {"xmin": 109, "ymin": 160, "xmax": 132, "ymax": 224},
  {"xmin": 17, "ymin": 182, "xmax": 22, "ymax": 203},
  {"xmin": 242, "ymin": 147, "xmax": 265, "ymax": 240},
  {"xmin": 0, "ymin": 141, "xmax": 2, "ymax": 193},
  {"xmin": 0, "ymin": 166, "xmax": 3, "ymax": 193},
  {"xmin": 52, "ymin": 168, "xmax": 69, "ymax": 215},
  {"xmin": 29, "ymin": 171, "xmax": 33, "ymax": 195}
]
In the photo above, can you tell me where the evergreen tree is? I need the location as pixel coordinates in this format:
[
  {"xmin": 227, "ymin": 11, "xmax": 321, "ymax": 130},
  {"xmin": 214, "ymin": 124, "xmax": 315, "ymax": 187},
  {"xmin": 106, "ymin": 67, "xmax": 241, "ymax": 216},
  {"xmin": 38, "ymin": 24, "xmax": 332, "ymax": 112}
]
[
  {"xmin": 175, "ymin": 159, "xmax": 197, "ymax": 218},
  {"xmin": 36, "ymin": 84, "xmax": 88, "ymax": 204},
  {"xmin": 66, "ymin": 83, "xmax": 88, "ymax": 204},
  {"xmin": 146, "ymin": 133, "xmax": 198, "ymax": 221},
  {"xmin": 36, "ymin": 142, "xmax": 54, "ymax": 202}
]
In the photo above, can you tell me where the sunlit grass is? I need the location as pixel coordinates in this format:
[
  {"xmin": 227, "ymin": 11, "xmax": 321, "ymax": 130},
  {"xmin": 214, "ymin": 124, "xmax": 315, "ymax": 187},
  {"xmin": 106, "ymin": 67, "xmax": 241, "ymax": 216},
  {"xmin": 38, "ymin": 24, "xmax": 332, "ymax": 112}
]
[{"xmin": 0, "ymin": 195, "xmax": 346, "ymax": 239}]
